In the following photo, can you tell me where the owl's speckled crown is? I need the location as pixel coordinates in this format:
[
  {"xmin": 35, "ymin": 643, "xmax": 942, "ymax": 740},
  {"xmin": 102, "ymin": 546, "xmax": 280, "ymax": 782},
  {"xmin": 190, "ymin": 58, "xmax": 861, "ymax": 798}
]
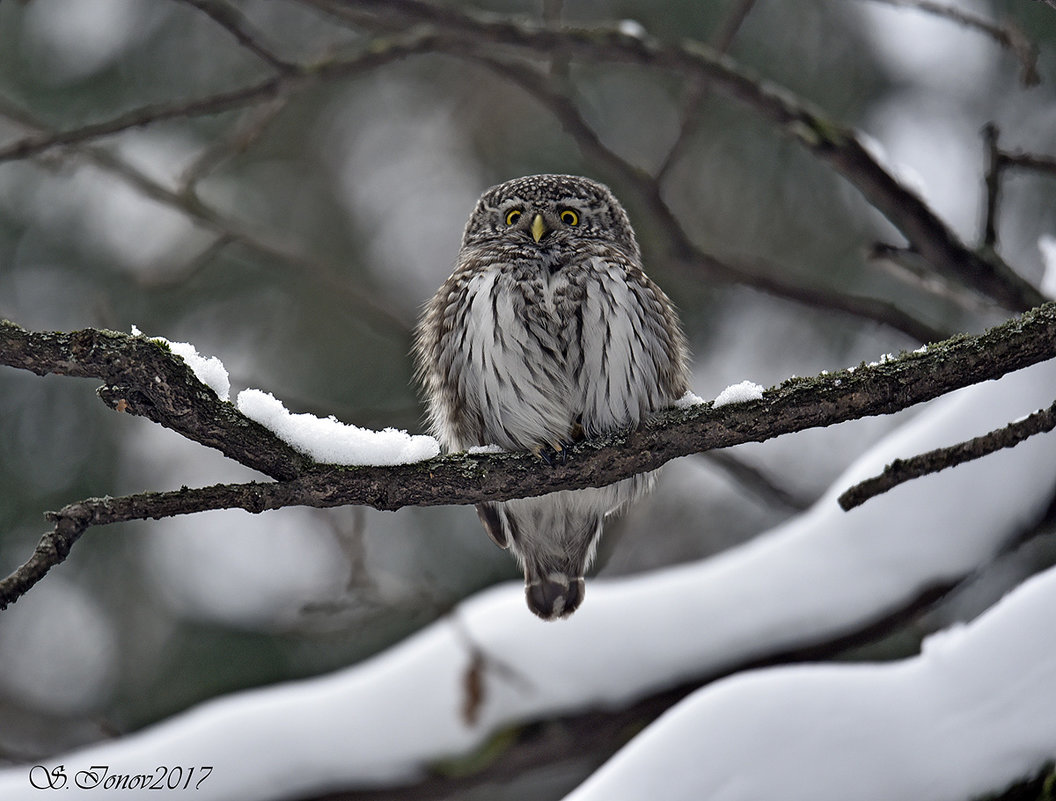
[{"xmin": 482, "ymin": 173, "xmax": 610, "ymax": 201}]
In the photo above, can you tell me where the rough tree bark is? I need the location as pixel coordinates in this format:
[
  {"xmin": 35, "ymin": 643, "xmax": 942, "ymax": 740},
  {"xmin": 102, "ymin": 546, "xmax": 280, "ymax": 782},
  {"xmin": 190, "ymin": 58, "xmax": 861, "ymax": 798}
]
[{"xmin": 2, "ymin": 302, "xmax": 1055, "ymax": 610}]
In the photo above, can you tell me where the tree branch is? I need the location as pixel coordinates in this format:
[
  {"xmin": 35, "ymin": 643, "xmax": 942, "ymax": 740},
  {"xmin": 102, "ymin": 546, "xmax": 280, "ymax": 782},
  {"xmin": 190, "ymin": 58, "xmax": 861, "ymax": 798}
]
[
  {"xmin": 863, "ymin": 0, "xmax": 1040, "ymax": 86},
  {"xmin": 1, "ymin": 3, "xmax": 1044, "ymax": 312},
  {"xmin": 837, "ymin": 398, "xmax": 1056, "ymax": 510},
  {"xmin": 0, "ymin": 76, "xmax": 288, "ymax": 164},
  {"xmin": 982, "ymin": 122, "xmax": 1003, "ymax": 249},
  {"xmin": 320, "ymin": 0, "xmax": 1045, "ymax": 312},
  {"xmin": 867, "ymin": 243, "xmax": 994, "ymax": 317},
  {"xmin": 702, "ymin": 451, "xmax": 812, "ymax": 512},
  {"xmin": 177, "ymin": 95, "xmax": 290, "ymax": 191},
  {"xmin": 0, "ymin": 27, "xmax": 446, "ymax": 164},
  {"xmin": 1003, "ymin": 150, "xmax": 1056, "ymax": 176},
  {"xmin": 978, "ymin": 123, "xmax": 1056, "ymax": 278},
  {"xmin": 3, "ymin": 303, "xmax": 1056, "ymax": 609},
  {"xmin": 173, "ymin": 0, "xmax": 300, "ymax": 73},
  {"xmin": 476, "ymin": 56, "xmax": 949, "ymax": 343},
  {"xmin": 0, "ymin": 322, "xmax": 312, "ymax": 480},
  {"xmin": 655, "ymin": 0, "xmax": 758, "ymax": 181},
  {"xmin": 992, "ymin": 127, "xmax": 1056, "ymax": 181}
]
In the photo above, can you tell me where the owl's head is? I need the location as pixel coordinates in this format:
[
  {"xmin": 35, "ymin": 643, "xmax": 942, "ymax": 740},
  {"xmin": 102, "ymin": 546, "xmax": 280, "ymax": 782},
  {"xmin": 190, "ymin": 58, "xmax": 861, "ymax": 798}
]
[{"xmin": 461, "ymin": 174, "xmax": 640, "ymax": 259}]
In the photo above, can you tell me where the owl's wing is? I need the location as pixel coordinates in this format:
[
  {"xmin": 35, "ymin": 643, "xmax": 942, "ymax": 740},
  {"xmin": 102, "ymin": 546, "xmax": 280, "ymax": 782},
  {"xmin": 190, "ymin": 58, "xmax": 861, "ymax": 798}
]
[
  {"xmin": 575, "ymin": 250, "xmax": 690, "ymax": 434},
  {"xmin": 630, "ymin": 266, "xmax": 691, "ymax": 401},
  {"xmin": 413, "ymin": 265, "xmax": 487, "ymax": 451}
]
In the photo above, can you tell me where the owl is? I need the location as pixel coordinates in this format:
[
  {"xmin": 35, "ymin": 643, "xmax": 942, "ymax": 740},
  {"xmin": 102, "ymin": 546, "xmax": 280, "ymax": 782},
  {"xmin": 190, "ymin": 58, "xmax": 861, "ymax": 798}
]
[{"xmin": 414, "ymin": 174, "xmax": 689, "ymax": 619}]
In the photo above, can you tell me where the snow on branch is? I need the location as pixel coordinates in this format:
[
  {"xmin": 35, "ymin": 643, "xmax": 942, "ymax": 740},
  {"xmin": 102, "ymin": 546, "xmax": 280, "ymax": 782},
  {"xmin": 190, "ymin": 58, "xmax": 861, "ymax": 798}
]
[
  {"xmin": 2, "ymin": 303, "xmax": 1056, "ymax": 610},
  {"xmin": 564, "ymin": 564, "xmax": 1056, "ymax": 801}
]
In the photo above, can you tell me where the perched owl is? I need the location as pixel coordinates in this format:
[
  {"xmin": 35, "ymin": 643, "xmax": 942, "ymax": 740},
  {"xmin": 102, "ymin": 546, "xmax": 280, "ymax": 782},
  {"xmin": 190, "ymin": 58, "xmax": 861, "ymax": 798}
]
[{"xmin": 414, "ymin": 174, "xmax": 689, "ymax": 619}]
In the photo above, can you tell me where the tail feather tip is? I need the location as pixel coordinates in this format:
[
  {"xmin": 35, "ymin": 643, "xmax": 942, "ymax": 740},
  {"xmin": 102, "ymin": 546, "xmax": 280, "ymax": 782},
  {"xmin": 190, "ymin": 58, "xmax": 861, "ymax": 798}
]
[{"xmin": 526, "ymin": 573, "xmax": 585, "ymax": 620}]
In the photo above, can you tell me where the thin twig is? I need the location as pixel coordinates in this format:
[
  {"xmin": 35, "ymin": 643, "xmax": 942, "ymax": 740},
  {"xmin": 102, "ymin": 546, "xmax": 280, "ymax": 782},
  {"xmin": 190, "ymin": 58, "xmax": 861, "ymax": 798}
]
[
  {"xmin": 173, "ymin": 0, "xmax": 300, "ymax": 73},
  {"xmin": 1000, "ymin": 149, "xmax": 1056, "ymax": 177},
  {"xmin": 720, "ymin": 252, "xmax": 951, "ymax": 342},
  {"xmin": 178, "ymin": 95, "xmax": 291, "ymax": 190},
  {"xmin": 540, "ymin": 0, "xmax": 569, "ymax": 81},
  {"xmin": 702, "ymin": 451, "xmax": 812, "ymax": 512},
  {"xmin": 838, "ymin": 399, "xmax": 1056, "ymax": 510},
  {"xmin": 0, "ymin": 75, "xmax": 289, "ymax": 164},
  {"xmin": 656, "ymin": 0, "xmax": 756, "ymax": 181},
  {"xmin": 982, "ymin": 122, "xmax": 1002, "ymax": 249},
  {"xmin": 867, "ymin": 243, "xmax": 994, "ymax": 317},
  {"xmin": 862, "ymin": 0, "xmax": 1040, "ymax": 86},
  {"xmin": 980, "ymin": 124, "xmax": 1056, "ymax": 253}
]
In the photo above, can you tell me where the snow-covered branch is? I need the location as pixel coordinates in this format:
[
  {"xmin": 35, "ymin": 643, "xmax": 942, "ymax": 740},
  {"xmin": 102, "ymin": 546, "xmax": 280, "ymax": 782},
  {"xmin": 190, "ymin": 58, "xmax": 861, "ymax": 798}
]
[{"xmin": 2, "ymin": 304, "xmax": 1056, "ymax": 609}]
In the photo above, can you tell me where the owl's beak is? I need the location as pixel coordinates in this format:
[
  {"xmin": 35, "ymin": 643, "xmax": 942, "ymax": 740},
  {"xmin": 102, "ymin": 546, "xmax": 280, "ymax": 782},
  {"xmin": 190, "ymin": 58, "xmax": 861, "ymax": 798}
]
[{"xmin": 530, "ymin": 213, "xmax": 547, "ymax": 243}]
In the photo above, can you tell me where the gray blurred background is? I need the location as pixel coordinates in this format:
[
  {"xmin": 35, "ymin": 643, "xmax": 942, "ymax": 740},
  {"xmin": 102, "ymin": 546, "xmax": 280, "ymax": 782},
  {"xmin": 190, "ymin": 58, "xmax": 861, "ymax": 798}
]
[{"xmin": 1, "ymin": 0, "xmax": 1055, "ymax": 777}]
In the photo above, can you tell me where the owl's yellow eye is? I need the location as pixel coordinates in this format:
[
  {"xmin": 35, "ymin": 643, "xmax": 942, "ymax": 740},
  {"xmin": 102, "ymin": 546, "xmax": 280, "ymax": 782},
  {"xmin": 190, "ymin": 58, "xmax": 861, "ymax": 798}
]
[
  {"xmin": 559, "ymin": 209, "xmax": 579, "ymax": 226},
  {"xmin": 505, "ymin": 209, "xmax": 522, "ymax": 226}
]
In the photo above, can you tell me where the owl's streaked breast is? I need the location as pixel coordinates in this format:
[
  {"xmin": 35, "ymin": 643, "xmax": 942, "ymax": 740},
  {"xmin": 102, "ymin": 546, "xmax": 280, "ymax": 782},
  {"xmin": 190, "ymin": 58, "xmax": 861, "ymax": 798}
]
[{"xmin": 445, "ymin": 251, "xmax": 579, "ymax": 451}]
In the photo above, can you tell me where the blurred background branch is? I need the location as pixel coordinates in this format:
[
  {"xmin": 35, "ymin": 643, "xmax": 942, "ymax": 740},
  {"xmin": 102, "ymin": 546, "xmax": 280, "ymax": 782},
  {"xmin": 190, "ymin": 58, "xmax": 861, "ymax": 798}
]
[
  {"xmin": 0, "ymin": 3, "xmax": 1044, "ymax": 314},
  {"xmin": 0, "ymin": 95, "xmax": 411, "ymax": 333},
  {"xmin": 862, "ymin": 0, "xmax": 1040, "ymax": 86}
]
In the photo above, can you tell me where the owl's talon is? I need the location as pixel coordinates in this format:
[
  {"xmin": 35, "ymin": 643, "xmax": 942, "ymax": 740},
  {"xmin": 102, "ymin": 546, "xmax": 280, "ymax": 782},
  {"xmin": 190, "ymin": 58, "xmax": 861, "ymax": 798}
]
[
  {"xmin": 532, "ymin": 445, "xmax": 554, "ymax": 466},
  {"xmin": 531, "ymin": 442, "xmax": 570, "ymax": 466}
]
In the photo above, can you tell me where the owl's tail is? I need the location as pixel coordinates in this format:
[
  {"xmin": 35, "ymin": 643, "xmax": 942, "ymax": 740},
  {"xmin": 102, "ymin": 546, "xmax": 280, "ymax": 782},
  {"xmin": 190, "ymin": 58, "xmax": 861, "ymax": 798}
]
[
  {"xmin": 525, "ymin": 571, "xmax": 586, "ymax": 619},
  {"xmin": 478, "ymin": 492, "xmax": 615, "ymax": 620}
]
